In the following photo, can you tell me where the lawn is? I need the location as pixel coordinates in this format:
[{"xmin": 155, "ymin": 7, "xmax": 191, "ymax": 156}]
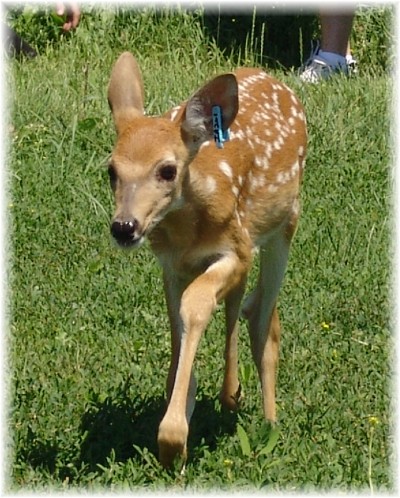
[{"xmin": 4, "ymin": 4, "xmax": 394, "ymax": 493}]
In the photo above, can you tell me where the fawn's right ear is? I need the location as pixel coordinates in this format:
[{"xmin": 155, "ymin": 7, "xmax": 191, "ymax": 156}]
[{"xmin": 108, "ymin": 52, "xmax": 145, "ymax": 134}]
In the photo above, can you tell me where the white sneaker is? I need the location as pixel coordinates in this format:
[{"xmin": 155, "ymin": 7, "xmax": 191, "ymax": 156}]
[
  {"xmin": 299, "ymin": 42, "xmax": 355, "ymax": 83},
  {"xmin": 346, "ymin": 54, "xmax": 358, "ymax": 75}
]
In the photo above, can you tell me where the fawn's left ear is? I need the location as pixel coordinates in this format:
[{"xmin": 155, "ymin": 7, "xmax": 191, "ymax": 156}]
[{"xmin": 181, "ymin": 73, "xmax": 239, "ymax": 147}]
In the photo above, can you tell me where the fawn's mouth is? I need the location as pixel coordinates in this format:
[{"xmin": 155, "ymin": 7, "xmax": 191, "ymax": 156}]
[{"xmin": 113, "ymin": 233, "xmax": 146, "ymax": 249}]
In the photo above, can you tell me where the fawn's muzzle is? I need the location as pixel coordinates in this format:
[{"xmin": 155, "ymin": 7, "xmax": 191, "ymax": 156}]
[{"xmin": 111, "ymin": 219, "xmax": 141, "ymax": 247}]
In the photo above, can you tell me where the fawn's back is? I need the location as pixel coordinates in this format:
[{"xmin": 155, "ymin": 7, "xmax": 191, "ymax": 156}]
[{"xmin": 161, "ymin": 68, "xmax": 306, "ymax": 252}]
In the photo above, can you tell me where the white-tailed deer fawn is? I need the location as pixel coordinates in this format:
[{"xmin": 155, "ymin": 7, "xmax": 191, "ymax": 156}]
[{"xmin": 107, "ymin": 52, "xmax": 307, "ymax": 468}]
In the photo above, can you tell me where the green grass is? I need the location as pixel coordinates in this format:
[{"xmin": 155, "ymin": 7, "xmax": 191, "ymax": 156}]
[{"xmin": 5, "ymin": 4, "xmax": 394, "ymax": 493}]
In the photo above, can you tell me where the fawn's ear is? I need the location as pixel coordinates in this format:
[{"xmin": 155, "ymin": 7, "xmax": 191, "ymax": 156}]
[
  {"xmin": 108, "ymin": 52, "xmax": 145, "ymax": 134},
  {"xmin": 181, "ymin": 73, "xmax": 239, "ymax": 147}
]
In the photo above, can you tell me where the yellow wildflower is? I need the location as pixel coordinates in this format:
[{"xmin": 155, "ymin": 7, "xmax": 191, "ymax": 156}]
[{"xmin": 368, "ymin": 416, "xmax": 379, "ymax": 426}]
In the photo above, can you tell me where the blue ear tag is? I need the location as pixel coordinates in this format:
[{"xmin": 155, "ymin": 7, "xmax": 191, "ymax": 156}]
[{"xmin": 212, "ymin": 105, "xmax": 230, "ymax": 149}]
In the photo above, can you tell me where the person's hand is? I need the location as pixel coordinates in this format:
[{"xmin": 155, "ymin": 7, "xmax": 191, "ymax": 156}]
[{"xmin": 56, "ymin": 2, "xmax": 81, "ymax": 31}]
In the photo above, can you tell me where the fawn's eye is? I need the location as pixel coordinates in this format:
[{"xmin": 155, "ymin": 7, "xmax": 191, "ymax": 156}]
[
  {"xmin": 158, "ymin": 164, "xmax": 177, "ymax": 182},
  {"xmin": 108, "ymin": 164, "xmax": 117, "ymax": 190}
]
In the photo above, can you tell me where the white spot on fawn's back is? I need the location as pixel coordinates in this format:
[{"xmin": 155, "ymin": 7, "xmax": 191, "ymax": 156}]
[
  {"xmin": 218, "ymin": 160, "xmax": 233, "ymax": 180},
  {"xmin": 204, "ymin": 175, "xmax": 217, "ymax": 194}
]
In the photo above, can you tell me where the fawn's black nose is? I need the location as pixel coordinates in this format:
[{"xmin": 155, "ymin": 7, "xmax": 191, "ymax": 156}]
[{"xmin": 111, "ymin": 219, "xmax": 139, "ymax": 247}]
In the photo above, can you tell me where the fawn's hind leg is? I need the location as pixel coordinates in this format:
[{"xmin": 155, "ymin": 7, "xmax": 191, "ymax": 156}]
[{"xmin": 244, "ymin": 227, "xmax": 290, "ymax": 421}]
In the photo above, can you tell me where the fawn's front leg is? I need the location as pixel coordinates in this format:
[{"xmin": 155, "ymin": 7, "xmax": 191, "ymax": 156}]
[
  {"xmin": 219, "ymin": 281, "xmax": 247, "ymax": 411},
  {"xmin": 157, "ymin": 253, "xmax": 247, "ymax": 468},
  {"xmin": 162, "ymin": 272, "xmax": 197, "ymax": 425}
]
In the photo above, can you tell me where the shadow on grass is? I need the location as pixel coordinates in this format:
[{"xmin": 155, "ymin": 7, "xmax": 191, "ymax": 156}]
[
  {"xmin": 78, "ymin": 392, "xmax": 163, "ymax": 471},
  {"xmin": 15, "ymin": 383, "xmax": 238, "ymax": 485},
  {"xmin": 78, "ymin": 386, "xmax": 238, "ymax": 472}
]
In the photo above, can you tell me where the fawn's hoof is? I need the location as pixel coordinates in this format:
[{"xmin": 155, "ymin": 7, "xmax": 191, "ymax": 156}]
[
  {"xmin": 220, "ymin": 383, "xmax": 243, "ymax": 411},
  {"xmin": 158, "ymin": 439, "xmax": 187, "ymax": 469},
  {"xmin": 157, "ymin": 419, "xmax": 188, "ymax": 469}
]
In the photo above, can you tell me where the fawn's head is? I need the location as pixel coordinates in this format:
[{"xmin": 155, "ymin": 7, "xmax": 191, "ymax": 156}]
[{"xmin": 107, "ymin": 52, "xmax": 238, "ymax": 248}]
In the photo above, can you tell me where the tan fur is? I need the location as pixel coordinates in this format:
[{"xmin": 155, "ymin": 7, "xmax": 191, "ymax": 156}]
[{"xmin": 107, "ymin": 52, "xmax": 307, "ymax": 468}]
